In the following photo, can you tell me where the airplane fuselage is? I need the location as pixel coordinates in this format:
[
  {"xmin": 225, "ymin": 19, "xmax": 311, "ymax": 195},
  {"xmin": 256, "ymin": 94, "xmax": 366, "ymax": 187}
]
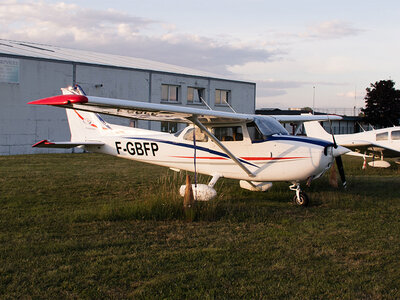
[{"xmin": 86, "ymin": 125, "xmax": 337, "ymax": 183}]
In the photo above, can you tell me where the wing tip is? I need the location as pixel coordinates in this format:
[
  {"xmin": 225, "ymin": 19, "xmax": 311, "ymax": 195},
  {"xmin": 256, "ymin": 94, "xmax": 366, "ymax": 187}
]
[{"xmin": 28, "ymin": 95, "xmax": 88, "ymax": 105}]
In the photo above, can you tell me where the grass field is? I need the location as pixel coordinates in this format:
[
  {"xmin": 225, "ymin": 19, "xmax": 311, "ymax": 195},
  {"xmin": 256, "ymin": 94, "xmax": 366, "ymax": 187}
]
[{"xmin": 1, "ymin": 153, "xmax": 400, "ymax": 299}]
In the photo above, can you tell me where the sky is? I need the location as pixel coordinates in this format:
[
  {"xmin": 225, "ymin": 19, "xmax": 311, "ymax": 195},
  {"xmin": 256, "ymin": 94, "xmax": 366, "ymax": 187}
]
[{"xmin": 1, "ymin": 0, "xmax": 400, "ymax": 111}]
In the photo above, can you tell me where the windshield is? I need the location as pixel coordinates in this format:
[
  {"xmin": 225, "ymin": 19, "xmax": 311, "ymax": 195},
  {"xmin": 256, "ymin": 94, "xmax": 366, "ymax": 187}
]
[{"xmin": 254, "ymin": 117, "xmax": 288, "ymax": 137}]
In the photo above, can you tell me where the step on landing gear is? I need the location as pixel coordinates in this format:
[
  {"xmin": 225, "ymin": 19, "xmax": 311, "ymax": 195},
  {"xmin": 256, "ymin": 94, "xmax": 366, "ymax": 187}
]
[{"xmin": 289, "ymin": 182, "xmax": 309, "ymax": 207}]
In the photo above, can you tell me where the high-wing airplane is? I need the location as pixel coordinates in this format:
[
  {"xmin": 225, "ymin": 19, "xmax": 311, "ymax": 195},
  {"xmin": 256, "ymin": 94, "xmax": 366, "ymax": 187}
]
[
  {"xmin": 304, "ymin": 120, "xmax": 400, "ymax": 168},
  {"xmin": 28, "ymin": 86, "xmax": 348, "ymax": 206}
]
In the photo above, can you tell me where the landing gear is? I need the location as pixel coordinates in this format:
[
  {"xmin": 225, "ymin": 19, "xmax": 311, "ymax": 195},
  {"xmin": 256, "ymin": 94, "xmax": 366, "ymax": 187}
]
[
  {"xmin": 289, "ymin": 183, "xmax": 309, "ymax": 207},
  {"xmin": 293, "ymin": 192, "xmax": 309, "ymax": 207}
]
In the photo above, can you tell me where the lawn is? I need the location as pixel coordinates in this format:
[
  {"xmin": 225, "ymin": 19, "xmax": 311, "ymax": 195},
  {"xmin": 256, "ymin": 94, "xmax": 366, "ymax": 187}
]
[{"xmin": 0, "ymin": 153, "xmax": 400, "ymax": 298}]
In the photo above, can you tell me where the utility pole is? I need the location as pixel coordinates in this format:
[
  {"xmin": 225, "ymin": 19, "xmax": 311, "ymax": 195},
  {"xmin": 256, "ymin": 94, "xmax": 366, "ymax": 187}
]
[{"xmin": 312, "ymin": 86, "xmax": 315, "ymax": 115}]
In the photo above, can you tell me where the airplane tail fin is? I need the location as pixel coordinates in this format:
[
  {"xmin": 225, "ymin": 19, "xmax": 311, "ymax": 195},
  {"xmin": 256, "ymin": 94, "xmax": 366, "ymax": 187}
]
[
  {"xmin": 62, "ymin": 86, "xmax": 111, "ymax": 141},
  {"xmin": 303, "ymin": 121, "xmax": 332, "ymax": 140}
]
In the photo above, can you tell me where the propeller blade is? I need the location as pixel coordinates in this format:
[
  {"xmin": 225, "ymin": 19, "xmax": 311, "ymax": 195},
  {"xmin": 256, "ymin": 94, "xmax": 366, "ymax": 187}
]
[
  {"xmin": 329, "ymin": 162, "xmax": 339, "ymax": 188},
  {"xmin": 335, "ymin": 156, "xmax": 347, "ymax": 188},
  {"xmin": 328, "ymin": 118, "xmax": 338, "ymax": 147},
  {"xmin": 328, "ymin": 118, "xmax": 347, "ymax": 188}
]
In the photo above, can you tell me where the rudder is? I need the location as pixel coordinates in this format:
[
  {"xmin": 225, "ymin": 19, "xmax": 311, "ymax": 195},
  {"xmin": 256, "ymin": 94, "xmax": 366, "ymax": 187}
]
[
  {"xmin": 62, "ymin": 86, "xmax": 109, "ymax": 142},
  {"xmin": 303, "ymin": 121, "xmax": 332, "ymax": 140}
]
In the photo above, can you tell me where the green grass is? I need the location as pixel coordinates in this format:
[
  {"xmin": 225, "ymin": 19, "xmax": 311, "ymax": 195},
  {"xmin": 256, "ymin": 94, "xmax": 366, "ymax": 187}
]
[{"xmin": 1, "ymin": 153, "xmax": 400, "ymax": 298}]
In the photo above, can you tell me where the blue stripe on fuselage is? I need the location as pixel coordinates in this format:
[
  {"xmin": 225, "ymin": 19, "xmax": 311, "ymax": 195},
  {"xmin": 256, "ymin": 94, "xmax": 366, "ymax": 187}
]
[
  {"xmin": 265, "ymin": 135, "xmax": 334, "ymax": 148},
  {"xmin": 122, "ymin": 136, "xmax": 260, "ymax": 168}
]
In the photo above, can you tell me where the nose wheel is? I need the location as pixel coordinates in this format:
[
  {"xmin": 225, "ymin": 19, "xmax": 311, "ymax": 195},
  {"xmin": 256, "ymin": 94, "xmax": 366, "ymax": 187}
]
[{"xmin": 289, "ymin": 183, "xmax": 309, "ymax": 207}]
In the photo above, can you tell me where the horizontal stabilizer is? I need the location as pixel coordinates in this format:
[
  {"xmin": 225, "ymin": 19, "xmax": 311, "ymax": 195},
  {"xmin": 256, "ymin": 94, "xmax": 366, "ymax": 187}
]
[{"xmin": 32, "ymin": 140, "xmax": 104, "ymax": 148}]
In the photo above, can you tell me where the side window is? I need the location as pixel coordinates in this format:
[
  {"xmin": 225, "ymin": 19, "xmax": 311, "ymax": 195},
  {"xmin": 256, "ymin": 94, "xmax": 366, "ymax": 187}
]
[
  {"xmin": 212, "ymin": 126, "xmax": 243, "ymax": 142},
  {"xmin": 183, "ymin": 128, "xmax": 208, "ymax": 142},
  {"xmin": 391, "ymin": 130, "xmax": 400, "ymax": 140},
  {"xmin": 376, "ymin": 132, "xmax": 388, "ymax": 141},
  {"xmin": 246, "ymin": 123, "xmax": 264, "ymax": 142}
]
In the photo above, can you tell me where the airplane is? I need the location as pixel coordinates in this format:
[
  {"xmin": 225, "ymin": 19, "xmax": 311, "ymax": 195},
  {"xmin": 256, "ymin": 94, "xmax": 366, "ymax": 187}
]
[
  {"xmin": 28, "ymin": 85, "xmax": 349, "ymax": 207},
  {"xmin": 304, "ymin": 120, "xmax": 400, "ymax": 168}
]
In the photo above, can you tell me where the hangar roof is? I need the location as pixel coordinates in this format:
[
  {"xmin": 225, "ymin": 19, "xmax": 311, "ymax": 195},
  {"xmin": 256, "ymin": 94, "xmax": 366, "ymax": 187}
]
[{"xmin": 0, "ymin": 39, "xmax": 242, "ymax": 82}]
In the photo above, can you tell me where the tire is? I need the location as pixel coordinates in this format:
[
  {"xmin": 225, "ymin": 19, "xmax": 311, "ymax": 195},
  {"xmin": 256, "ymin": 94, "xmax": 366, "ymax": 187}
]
[{"xmin": 293, "ymin": 192, "xmax": 309, "ymax": 207}]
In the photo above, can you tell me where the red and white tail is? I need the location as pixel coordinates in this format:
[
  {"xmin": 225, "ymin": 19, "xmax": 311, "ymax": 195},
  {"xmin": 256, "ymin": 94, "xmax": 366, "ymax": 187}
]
[{"xmin": 62, "ymin": 86, "xmax": 111, "ymax": 142}]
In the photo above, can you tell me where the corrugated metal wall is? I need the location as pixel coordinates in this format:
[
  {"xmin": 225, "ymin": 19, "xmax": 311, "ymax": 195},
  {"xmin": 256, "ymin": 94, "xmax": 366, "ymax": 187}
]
[{"xmin": 0, "ymin": 56, "xmax": 256, "ymax": 155}]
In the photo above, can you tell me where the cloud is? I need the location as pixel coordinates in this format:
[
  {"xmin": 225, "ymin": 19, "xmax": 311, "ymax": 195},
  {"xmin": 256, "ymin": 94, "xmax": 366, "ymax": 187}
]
[
  {"xmin": 0, "ymin": 0, "xmax": 279, "ymax": 74},
  {"xmin": 300, "ymin": 20, "xmax": 364, "ymax": 40}
]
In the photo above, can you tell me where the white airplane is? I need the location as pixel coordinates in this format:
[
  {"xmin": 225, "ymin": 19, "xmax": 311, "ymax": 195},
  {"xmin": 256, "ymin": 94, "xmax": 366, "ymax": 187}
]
[
  {"xmin": 304, "ymin": 120, "xmax": 400, "ymax": 168},
  {"xmin": 28, "ymin": 86, "xmax": 348, "ymax": 206}
]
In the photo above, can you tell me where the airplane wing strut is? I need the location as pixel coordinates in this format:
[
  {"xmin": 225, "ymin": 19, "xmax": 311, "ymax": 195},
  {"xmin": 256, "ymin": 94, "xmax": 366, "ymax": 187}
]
[{"xmin": 190, "ymin": 116, "xmax": 255, "ymax": 177}]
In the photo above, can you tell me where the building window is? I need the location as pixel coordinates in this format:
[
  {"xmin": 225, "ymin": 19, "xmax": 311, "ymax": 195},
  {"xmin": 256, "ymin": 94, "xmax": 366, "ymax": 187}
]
[
  {"xmin": 161, "ymin": 121, "xmax": 178, "ymax": 133},
  {"xmin": 215, "ymin": 89, "xmax": 230, "ymax": 105},
  {"xmin": 161, "ymin": 84, "xmax": 179, "ymax": 102},
  {"xmin": 187, "ymin": 87, "xmax": 205, "ymax": 104}
]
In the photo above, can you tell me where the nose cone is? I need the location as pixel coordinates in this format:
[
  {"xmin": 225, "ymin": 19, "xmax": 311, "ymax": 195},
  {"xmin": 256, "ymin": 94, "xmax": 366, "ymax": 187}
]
[{"xmin": 332, "ymin": 145, "xmax": 350, "ymax": 157}]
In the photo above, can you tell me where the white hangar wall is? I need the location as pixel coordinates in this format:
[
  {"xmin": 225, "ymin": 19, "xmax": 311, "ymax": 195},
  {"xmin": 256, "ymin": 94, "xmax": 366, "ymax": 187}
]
[
  {"xmin": 0, "ymin": 58, "xmax": 73, "ymax": 155},
  {"xmin": 0, "ymin": 47, "xmax": 256, "ymax": 155}
]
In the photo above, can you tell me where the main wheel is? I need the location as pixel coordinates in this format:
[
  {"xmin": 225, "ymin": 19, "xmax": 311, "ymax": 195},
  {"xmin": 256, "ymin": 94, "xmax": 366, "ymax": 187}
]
[{"xmin": 293, "ymin": 192, "xmax": 309, "ymax": 207}]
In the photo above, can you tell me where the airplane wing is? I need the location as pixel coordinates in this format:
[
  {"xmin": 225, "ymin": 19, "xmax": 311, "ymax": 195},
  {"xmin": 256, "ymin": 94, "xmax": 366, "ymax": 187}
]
[
  {"xmin": 28, "ymin": 94, "xmax": 341, "ymax": 125},
  {"xmin": 28, "ymin": 95, "xmax": 251, "ymax": 125},
  {"xmin": 335, "ymin": 141, "xmax": 400, "ymax": 158},
  {"xmin": 272, "ymin": 114, "xmax": 342, "ymax": 123},
  {"xmin": 358, "ymin": 143, "xmax": 400, "ymax": 157},
  {"xmin": 372, "ymin": 144, "xmax": 400, "ymax": 157},
  {"xmin": 32, "ymin": 139, "xmax": 104, "ymax": 148}
]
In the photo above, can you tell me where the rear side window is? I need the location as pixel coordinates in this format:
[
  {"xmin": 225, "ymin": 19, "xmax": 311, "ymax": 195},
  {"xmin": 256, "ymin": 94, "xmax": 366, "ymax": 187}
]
[
  {"xmin": 391, "ymin": 130, "xmax": 400, "ymax": 140},
  {"xmin": 376, "ymin": 132, "xmax": 388, "ymax": 141},
  {"xmin": 212, "ymin": 126, "xmax": 243, "ymax": 142}
]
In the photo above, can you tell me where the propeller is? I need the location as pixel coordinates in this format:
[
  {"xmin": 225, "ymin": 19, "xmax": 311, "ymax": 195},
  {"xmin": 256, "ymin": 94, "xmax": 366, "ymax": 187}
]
[{"xmin": 328, "ymin": 119, "xmax": 347, "ymax": 188}]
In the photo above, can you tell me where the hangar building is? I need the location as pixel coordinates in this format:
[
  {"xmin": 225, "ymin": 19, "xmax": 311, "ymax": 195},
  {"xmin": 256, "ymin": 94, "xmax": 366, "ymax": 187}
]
[{"xmin": 0, "ymin": 39, "xmax": 256, "ymax": 155}]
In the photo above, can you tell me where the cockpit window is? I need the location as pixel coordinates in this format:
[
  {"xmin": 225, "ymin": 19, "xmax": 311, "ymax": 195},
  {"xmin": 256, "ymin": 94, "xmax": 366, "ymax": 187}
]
[
  {"xmin": 247, "ymin": 122, "xmax": 264, "ymax": 142},
  {"xmin": 255, "ymin": 117, "xmax": 288, "ymax": 136},
  {"xmin": 247, "ymin": 117, "xmax": 288, "ymax": 142}
]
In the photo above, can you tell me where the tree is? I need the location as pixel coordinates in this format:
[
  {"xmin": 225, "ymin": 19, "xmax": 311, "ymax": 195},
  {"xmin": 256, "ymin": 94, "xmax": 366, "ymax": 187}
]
[{"xmin": 362, "ymin": 80, "xmax": 400, "ymax": 127}]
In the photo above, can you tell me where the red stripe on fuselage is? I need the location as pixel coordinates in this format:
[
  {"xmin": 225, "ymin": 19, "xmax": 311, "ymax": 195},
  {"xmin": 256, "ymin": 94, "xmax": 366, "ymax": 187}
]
[
  {"xmin": 171, "ymin": 156, "xmax": 308, "ymax": 161},
  {"xmin": 241, "ymin": 157, "xmax": 308, "ymax": 161},
  {"xmin": 171, "ymin": 156, "xmax": 227, "ymax": 160}
]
